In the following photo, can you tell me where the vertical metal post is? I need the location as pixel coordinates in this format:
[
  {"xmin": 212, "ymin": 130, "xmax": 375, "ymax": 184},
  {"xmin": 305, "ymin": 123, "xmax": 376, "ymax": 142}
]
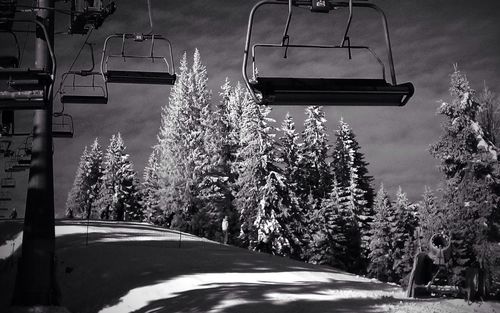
[{"xmin": 12, "ymin": 0, "xmax": 58, "ymax": 306}]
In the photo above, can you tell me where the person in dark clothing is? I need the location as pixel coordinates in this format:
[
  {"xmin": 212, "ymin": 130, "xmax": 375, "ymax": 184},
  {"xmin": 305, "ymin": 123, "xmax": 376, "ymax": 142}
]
[{"xmin": 9, "ymin": 208, "xmax": 17, "ymax": 219}]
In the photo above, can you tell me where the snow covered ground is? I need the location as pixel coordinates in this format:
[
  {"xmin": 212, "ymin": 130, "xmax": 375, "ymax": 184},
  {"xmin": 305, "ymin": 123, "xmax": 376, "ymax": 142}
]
[{"xmin": 1, "ymin": 219, "xmax": 499, "ymax": 313}]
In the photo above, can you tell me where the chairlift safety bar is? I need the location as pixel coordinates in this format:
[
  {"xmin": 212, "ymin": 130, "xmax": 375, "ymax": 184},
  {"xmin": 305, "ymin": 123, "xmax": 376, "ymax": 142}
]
[{"xmin": 251, "ymin": 44, "xmax": 387, "ymax": 82}]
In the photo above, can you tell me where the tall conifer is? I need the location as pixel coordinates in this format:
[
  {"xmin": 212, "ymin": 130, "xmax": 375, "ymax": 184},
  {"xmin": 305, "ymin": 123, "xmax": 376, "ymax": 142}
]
[
  {"xmin": 429, "ymin": 67, "xmax": 500, "ymax": 283},
  {"xmin": 368, "ymin": 184, "xmax": 396, "ymax": 282}
]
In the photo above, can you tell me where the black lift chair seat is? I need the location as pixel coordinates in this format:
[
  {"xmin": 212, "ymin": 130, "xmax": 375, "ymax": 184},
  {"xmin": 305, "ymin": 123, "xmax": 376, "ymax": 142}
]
[
  {"xmin": 105, "ymin": 70, "xmax": 176, "ymax": 85},
  {"xmin": 251, "ymin": 77, "xmax": 414, "ymax": 106}
]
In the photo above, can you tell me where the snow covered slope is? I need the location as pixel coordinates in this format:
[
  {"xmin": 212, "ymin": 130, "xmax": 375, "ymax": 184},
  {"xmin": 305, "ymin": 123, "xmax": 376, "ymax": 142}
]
[{"xmin": 1, "ymin": 220, "xmax": 499, "ymax": 313}]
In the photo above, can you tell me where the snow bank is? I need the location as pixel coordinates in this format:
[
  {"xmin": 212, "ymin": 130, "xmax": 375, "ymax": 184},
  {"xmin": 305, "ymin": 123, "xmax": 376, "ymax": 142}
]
[
  {"xmin": 2, "ymin": 220, "xmax": 499, "ymax": 313},
  {"xmin": 0, "ymin": 231, "xmax": 22, "ymax": 260},
  {"xmin": 100, "ymin": 271, "xmax": 396, "ymax": 313}
]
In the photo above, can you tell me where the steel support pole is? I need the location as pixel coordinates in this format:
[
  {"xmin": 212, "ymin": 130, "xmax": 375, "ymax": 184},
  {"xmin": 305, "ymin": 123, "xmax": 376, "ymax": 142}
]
[{"xmin": 12, "ymin": 0, "xmax": 58, "ymax": 306}]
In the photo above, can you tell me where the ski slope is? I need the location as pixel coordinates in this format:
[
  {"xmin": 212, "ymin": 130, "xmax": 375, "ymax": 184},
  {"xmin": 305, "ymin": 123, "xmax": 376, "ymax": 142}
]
[{"xmin": 1, "ymin": 219, "xmax": 499, "ymax": 313}]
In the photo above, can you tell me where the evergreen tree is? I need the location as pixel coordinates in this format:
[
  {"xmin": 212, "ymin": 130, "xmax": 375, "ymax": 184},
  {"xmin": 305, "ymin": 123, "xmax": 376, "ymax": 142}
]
[
  {"xmin": 65, "ymin": 138, "xmax": 103, "ymax": 219},
  {"xmin": 156, "ymin": 51, "xmax": 190, "ymax": 228},
  {"xmin": 391, "ymin": 187, "xmax": 417, "ymax": 285},
  {"xmin": 194, "ymin": 77, "xmax": 234, "ymax": 240},
  {"xmin": 234, "ymin": 100, "xmax": 302, "ymax": 255},
  {"xmin": 477, "ymin": 85, "xmax": 500, "ymax": 145},
  {"xmin": 97, "ymin": 133, "xmax": 141, "ymax": 221},
  {"xmin": 336, "ymin": 181, "xmax": 363, "ymax": 273},
  {"xmin": 65, "ymin": 146, "xmax": 88, "ymax": 218},
  {"xmin": 223, "ymin": 80, "xmax": 246, "ymax": 243},
  {"xmin": 429, "ymin": 67, "xmax": 500, "ymax": 284},
  {"xmin": 84, "ymin": 138, "xmax": 104, "ymax": 219},
  {"xmin": 142, "ymin": 148, "xmax": 163, "ymax": 225},
  {"xmin": 368, "ymin": 184, "xmax": 396, "ymax": 282},
  {"xmin": 251, "ymin": 171, "xmax": 295, "ymax": 256},
  {"xmin": 156, "ymin": 49, "xmax": 212, "ymax": 233},
  {"xmin": 298, "ymin": 106, "xmax": 332, "ymax": 259},
  {"xmin": 416, "ymin": 186, "xmax": 445, "ymax": 252},
  {"xmin": 299, "ymin": 106, "xmax": 332, "ymax": 204},
  {"xmin": 278, "ymin": 113, "xmax": 307, "ymax": 259},
  {"xmin": 227, "ymin": 82, "xmax": 245, "ymax": 167},
  {"xmin": 331, "ymin": 118, "xmax": 374, "ymax": 271},
  {"xmin": 234, "ymin": 95, "xmax": 274, "ymax": 247},
  {"xmin": 310, "ymin": 179, "xmax": 359, "ymax": 271},
  {"xmin": 279, "ymin": 113, "xmax": 302, "ymax": 196}
]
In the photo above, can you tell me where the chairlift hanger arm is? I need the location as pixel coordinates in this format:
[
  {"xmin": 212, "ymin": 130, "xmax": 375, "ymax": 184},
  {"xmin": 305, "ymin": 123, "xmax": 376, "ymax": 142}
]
[
  {"xmin": 279, "ymin": 0, "xmax": 354, "ymax": 56},
  {"xmin": 340, "ymin": 0, "xmax": 353, "ymax": 47}
]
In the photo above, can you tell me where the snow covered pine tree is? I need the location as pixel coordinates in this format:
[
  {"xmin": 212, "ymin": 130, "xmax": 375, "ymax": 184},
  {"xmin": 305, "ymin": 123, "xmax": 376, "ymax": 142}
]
[
  {"xmin": 65, "ymin": 138, "xmax": 103, "ymax": 219},
  {"xmin": 430, "ymin": 66, "xmax": 500, "ymax": 286}
]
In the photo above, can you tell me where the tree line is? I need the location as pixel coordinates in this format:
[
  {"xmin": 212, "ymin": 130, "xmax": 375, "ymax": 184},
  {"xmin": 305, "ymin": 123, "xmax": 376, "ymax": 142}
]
[{"xmin": 66, "ymin": 51, "xmax": 499, "ymax": 291}]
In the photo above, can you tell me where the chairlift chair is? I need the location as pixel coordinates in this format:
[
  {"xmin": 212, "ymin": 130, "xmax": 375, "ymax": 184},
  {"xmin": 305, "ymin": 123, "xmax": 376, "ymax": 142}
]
[
  {"xmin": 4, "ymin": 161, "xmax": 17, "ymax": 172},
  {"xmin": 60, "ymin": 43, "xmax": 108, "ymax": 104},
  {"xmin": 13, "ymin": 161, "xmax": 30, "ymax": 171},
  {"xmin": 52, "ymin": 113, "xmax": 74, "ymax": 138},
  {"xmin": 0, "ymin": 30, "xmax": 20, "ymax": 69},
  {"xmin": 242, "ymin": 0, "xmax": 414, "ymax": 106},
  {"xmin": 0, "ymin": 0, "xmax": 16, "ymax": 32},
  {"xmin": 0, "ymin": 189, "xmax": 12, "ymax": 201},
  {"xmin": 4, "ymin": 158, "xmax": 18, "ymax": 172},
  {"xmin": 101, "ymin": 33, "xmax": 176, "ymax": 85},
  {"xmin": 69, "ymin": 0, "xmax": 116, "ymax": 35},
  {"xmin": 1, "ymin": 177, "xmax": 15, "ymax": 188},
  {"xmin": 0, "ymin": 139, "xmax": 11, "ymax": 153},
  {"xmin": 1, "ymin": 109, "xmax": 15, "ymax": 136},
  {"xmin": 9, "ymin": 147, "xmax": 30, "ymax": 171},
  {"xmin": 3, "ymin": 149, "xmax": 14, "ymax": 157},
  {"xmin": 60, "ymin": 71, "xmax": 108, "ymax": 104},
  {"xmin": 0, "ymin": 31, "xmax": 20, "ymax": 136},
  {"xmin": 1, "ymin": 157, "xmax": 16, "ymax": 187},
  {"xmin": 0, "ymin": 207, "xmax": 8, "ymax": 216},
  {"xmin": 0, "ymin": 19, "xmax": 56, "ymax": 110}
]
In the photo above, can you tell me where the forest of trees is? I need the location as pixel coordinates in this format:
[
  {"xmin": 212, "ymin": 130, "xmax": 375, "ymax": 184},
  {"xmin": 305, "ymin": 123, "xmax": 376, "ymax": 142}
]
[{"xmin": 66, "ymin": 51, "xmax": 500, "ymax": 290}]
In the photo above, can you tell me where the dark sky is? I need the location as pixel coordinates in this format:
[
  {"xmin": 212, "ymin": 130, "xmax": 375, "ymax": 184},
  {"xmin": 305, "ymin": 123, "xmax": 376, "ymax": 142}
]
[{"xmin": 2, "ymin": 0, "xmax": 500, "ymax": 217}]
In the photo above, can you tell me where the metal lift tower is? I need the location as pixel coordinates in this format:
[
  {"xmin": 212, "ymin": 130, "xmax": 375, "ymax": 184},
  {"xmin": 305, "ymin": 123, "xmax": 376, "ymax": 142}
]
[{"xmin": 11, "ymin": 0, "xmax": 58, "ymax": 306}]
